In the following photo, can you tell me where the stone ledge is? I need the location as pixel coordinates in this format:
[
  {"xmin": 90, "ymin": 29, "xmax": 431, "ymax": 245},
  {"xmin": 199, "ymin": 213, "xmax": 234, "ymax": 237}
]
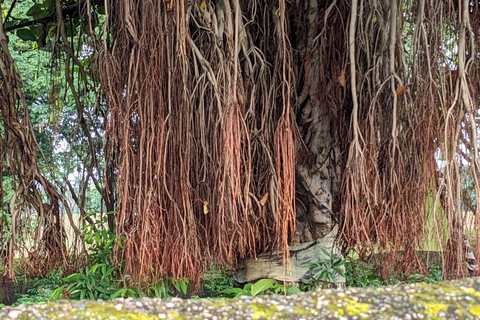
[{"xmin": 1, "ymin": 277, "xmax": 480, "ymax": 319}]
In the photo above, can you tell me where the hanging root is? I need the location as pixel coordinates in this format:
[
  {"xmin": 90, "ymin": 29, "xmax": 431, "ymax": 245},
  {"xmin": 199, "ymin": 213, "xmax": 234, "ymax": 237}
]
[
  {"xmin": 338, "ymin": 0, "xmax": 480, "ymax": 279},
  {"xmin": 98, "ymin": 0, "xmax": 296, "ymax": 286}
]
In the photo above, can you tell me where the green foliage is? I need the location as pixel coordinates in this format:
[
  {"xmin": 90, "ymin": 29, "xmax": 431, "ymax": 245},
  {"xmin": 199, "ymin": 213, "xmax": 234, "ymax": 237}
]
[
  {"xmin": 424, "ymin": 266, "xmax": 442, "ymax": 284},
  {"xmin": 51, "ymin": 211, "xmax": 189, "ymax": 301},
  {"xmin": 82, "ymin": 211, "xmax": 117, "ymax": 265},
  {"xmin": 407, "ymin": 266, "xmax": 442, "ymax": 284},
  {"xmin": 10, "ymin": 271, "xmax": 63, "ymax": 306},
  {"xmin": 345, "ymin": 257, "xmax": 443, "ymax": 288},
  {"xmin": 30, "ymin": 271, "xmax": 63, "ymax": 293},
  {"xmin": 53, "ymin": 211, "xmax": 130, "ymax": 300},
  {"xmin": 301, "ymin": 248, "xmax": 345, "ymax": 290},
  {"xmin": 145, "ymin": 272, "xmax": 189, "ymax": 299},
  {"xmin": 173, "ymin": 278, "xmax": 189, "ymax": 296},
  {"xmin": 250, "ymin": 278, "xmax": 275, "ymax": 296},
  {"xmin": 12, "ymin": 292, "xmax": 49, "ymax": 306},
  {"xmin": 203, "ymin": 268, "xmax": 234, "ymax": 297},
  {"xmin": 345, "ymin": 259, "xmax": 383, "ymax": 287},
  {"xmin": 220, "ymin": 279, "xmax": 300, "ymax": 298},
  {"xmin": 60, "ymin": 263, "xmax": 121, "ymax": 300}
]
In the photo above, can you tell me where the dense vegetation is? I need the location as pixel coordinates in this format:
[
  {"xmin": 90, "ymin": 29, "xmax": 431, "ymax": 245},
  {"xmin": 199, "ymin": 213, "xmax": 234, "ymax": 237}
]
[{"xmin": 0, "ymin": 0, "xmax": 479, "ymax": 308}]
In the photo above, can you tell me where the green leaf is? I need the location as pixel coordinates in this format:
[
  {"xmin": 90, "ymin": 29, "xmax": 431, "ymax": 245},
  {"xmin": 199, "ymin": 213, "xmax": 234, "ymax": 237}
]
[
  {"xmin": 126, "ymin": 289, "xmax": 137, "ymax": 298},
  {"xmin": 332, "ymin": 259, "xmax": 345, "ymax": 268},
  {"xmin": 63, "ymin": 273, "xmax": 83, "ymax": 283},
  {"xmin": 26, "ymin": 4, "xmax": 47, "ymax": 18},
  {"xmin": 220, "ymin": 288, "xmax": 243, "ymax": 296},
  {"xmin": 69, "ymin": 289, "xmax": 81, "ymax": 299},
  {"xmin": 84, "ymin": 233, "xmax": 94, "ymax": 244},
  {"xmin": 286, "ymin": 286, "xmax": 301, "ymax": 295},
  {"xmin": 320, "ymin": 248, "xmax": 331, "ymax": 256},
  {"xmin": 174, "ymin": 279, "xmax": 188, "ymax": 295},
  {"xmin": 270, "ymin": 284, "xmax": 285, "ymax": 294},
  {"xmin": 86, "ymin": 277, "xmax": 93, "ymax": 291},
  {"xmin": 49, "ymin": 285, "xmax": 66, "ymax": 301},
  {"xmin": 407, "ymin": 273, "xmax": 423, "ymax": 281},
  {"xmin": 104, "ymin": 238, "xmax": 114, "ymax": 251},
  {"xmin": 90, "ymin": 263, "xmax": 106, "ymax": 273},
  {"xmin": 17, "ymin": 29, "xmax": 37, "ymax": 41},
  {"xmin": 250, "ymin": 279, "xmax": 275, "ymax": 296},
  {"xmin": 84, "ymin": 211, "xmax": 96, "ymax": 219},
  {"xmin": 95, "ymin": 286, "xmax": 107, "ymax": 294},
  {"xmin": 111, "ymin": 288, "xmax": 126, "ymax": 299},
  {"xmin": 67, "ymin": 283, "xmax": 78, "ymax": 293},
  {"xmin": 103, "ymin": 266, "xmax": 115, "ymax": 278},
  {"xmin": 236, "ymin": 290, "xmax": 251, "ymax": 297},
  {"xmin": 335, "ymin": 269, "xmax": 346, "ymax": 278},
  {"xmin": 117, "ymin": 239, "xmax": 123, "ymax": 248}
]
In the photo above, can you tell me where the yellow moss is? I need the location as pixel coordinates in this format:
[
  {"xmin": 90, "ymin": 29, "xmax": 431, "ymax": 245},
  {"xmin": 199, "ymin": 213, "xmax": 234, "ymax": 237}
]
[
  {"xmin": 344, "ymin": 299, "xmax": 370, "ymax": 317},
  {"xmin": 251, "ymin": 303, "xmax": 284, "ymax": 319},
  {"xmin": 462, "ymin": 287, "xmax": 480, "ymax": 298},
  {"xmin": 423, "ymin": 302, "xmax": 447, "ymax": 316},
  {"xmin": 166, "ymin": 311, "xmax": 186, "ymax": 319},
  {"xmin": 463, "ymin": 288, "xmax": 475, "ymax": 294},
  {"xmin": 326, "ymin": 301, "xmax": 342, "ymax": 314},
  {"xmin": 467, "ymin": 305, "xmax": 480, "ymax": 317},
  {"xmin": 43, "ymin": 303, "xmax": 162, "ymax": 320},
  {"xmin": 293, "ymin": 306, "xmax": 311, "ymax": 315}
]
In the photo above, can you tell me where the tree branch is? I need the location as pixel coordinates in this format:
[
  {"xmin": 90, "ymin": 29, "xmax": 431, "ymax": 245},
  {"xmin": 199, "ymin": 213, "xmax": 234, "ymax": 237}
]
[
  {"xmin": 3, "ymin": 0, "xmax": 103, "ymax": 33},
  {"xmin": 4, "ymin": 0, "xmax": 18, "ymax": 26}
]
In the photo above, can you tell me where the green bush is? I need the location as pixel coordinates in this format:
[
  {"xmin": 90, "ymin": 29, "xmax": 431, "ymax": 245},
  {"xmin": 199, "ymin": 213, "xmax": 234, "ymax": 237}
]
[
  {"xmin": 51, "ymin": 211, "xmax": 189, "ymax": 300},
  {"xmin": 345, "ymin": 258, "xmax": 382, "ymax": 287},
  {"xmin": 345, "ymin": 257, "xmax": 443, "ymax": 288},
  {"xmin": 11, "ymin": 271, "xmax": 63, "ymax": 306},
  {"xmin": 221, "ymin": 279, "xmax": 300, "ymax": 298},
  {"xmin": 203, "ymin": 268, "xmax": 234, "ymax": 297},
  {"xmin": 301, "ymin": 248, "xmax": 345, "ymax": 290}
]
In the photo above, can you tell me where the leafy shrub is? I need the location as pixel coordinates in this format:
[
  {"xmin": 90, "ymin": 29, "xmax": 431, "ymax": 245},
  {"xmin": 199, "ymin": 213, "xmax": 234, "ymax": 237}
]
[
  {"xmin": 220, "ymin": 279, "xmax": 300, "ymax": 298},
  {"xmin": 12, "ymin": 292, "xmax": 50, "ymax": 306},
  {"xmin": 203, "ymin": 268, "xmax": 234, "ymax": 297},
  {"xmin": 301, "ymin": 248, "xmax": 345, "ymax": 290},
  {"xmin": 345, "ymin": 258, "xmax": 382, "ymax": 287},
  {"xmin": 11, "ymin": 271, "xmax": 63, "ymax": 306},
  {"xmin": 52, "ymin": 211, "xmax": 189, "ymax": 300},
  {"xmin": 148, "ymin": 274, "xmax": 189, "ymax": 299},
  {"xmin": 345, "ymin": 257, "xmax": 443, "ymax": 288},
  {"xmin": 406, "ymin": 266, "xmax": 442, "ymax": 284},
  {"xmin": 424, "ymin": 266, "xmax": 442, "ymax": 284},
  {"xmin": 58, "ymin": 263, "xmax": 125, "ymax": 300}
]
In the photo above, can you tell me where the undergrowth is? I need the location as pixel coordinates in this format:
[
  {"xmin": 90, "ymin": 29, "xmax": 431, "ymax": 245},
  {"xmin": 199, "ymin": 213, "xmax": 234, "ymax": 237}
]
[{"xmin": 5, "ymin": 217, "xmax": 445, "ymax": 307}]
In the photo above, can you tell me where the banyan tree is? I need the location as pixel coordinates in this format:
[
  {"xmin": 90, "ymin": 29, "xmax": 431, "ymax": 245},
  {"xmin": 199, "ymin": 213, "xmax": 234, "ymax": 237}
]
[{"xmin": 0, "ymin": 0, "xmax": 479, "ymax": 284}]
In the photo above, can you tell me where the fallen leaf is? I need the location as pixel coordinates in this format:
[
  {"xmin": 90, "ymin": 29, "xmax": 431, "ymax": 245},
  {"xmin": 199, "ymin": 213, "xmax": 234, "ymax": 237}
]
[
  {"xmin": 395, "ymin": 85, "xmax": 406, "ymax": 95},
  {"xmin": 338, "ymin": 70, "xmax": 345, "ymax": 87},
  {"xmin": 203, "ymin": 201, "xmax": 209, "ymax": 214},
  {"xmin": 165, "ymin": 0, "xmax": 173, "ymax": 11},
  {"xmin": 259, "ymin": 193, "xmax": 268, "ymax": 206}
]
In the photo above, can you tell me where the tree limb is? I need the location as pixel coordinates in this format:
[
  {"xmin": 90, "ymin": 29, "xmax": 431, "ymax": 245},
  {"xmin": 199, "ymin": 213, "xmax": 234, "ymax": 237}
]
[{"xmin": 3, "ymin": 0, "xmax": 103, "ymax": 33}]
